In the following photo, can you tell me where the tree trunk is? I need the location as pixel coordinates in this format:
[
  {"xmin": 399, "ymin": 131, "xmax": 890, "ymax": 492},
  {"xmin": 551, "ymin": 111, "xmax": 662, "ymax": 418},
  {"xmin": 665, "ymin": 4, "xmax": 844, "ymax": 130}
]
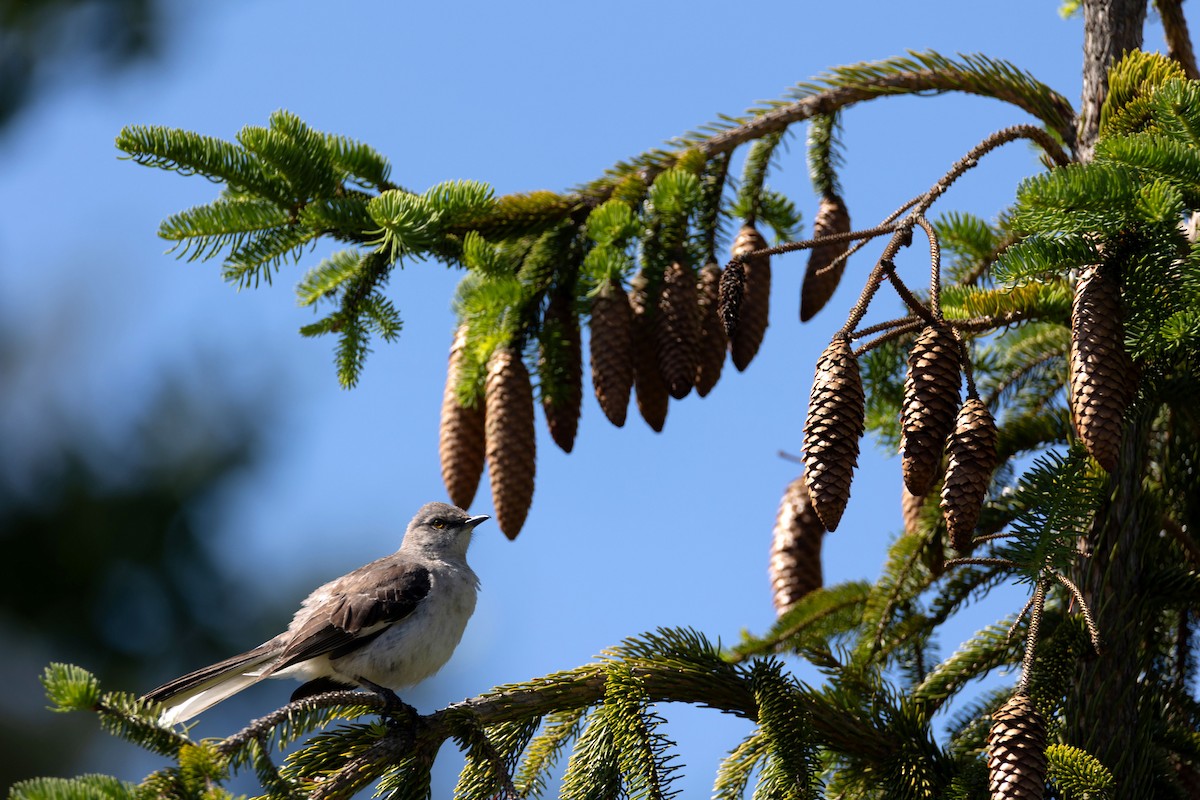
[
  {"xmin": 1066, "ymin": 406, "xmax": 1158, "ymax": 797},
  {"xmin": 1077, "ymin": 0, "xmax": 1147, "ymax": 159}
]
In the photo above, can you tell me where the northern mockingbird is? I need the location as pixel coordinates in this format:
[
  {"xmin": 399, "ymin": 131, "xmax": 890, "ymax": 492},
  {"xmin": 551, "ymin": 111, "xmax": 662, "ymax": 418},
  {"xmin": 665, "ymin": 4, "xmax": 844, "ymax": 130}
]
[{"xmin": 143, "ymin": 502, "xmax": 489, "ymax": 726}]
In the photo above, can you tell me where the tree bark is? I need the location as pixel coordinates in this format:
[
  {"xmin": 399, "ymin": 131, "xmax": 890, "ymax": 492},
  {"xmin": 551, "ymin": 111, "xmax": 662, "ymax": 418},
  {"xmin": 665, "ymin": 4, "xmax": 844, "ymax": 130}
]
[
  {"xmin": 1155, "ymin": 0, "xmax": 1200, "ymax": 80},
  {"xmin": 1077, "ymin": 0, "xmax": 1148, "ymax": 159},
  {"xmin": 1067, "ymin": 406, "xmax": 1157, "ymax": 797}
]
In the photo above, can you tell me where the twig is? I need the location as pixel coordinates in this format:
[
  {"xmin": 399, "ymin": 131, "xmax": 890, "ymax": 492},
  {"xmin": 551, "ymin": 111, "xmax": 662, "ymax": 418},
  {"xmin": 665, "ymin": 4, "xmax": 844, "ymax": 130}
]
[
  {"xmin": 853, "ymin": 318, "xmax": 925, "ymax": 357},
  {"xmin": 1016, "ymin": 578, "xmax": 1048, "ymax": 695},
  {"xmin": 1052, "ymin": 572, "xmax": 1103, "ymax": 654},
  {"xmin": 915, "ymin": 216, "xmax": 943, "ymax": 319}
]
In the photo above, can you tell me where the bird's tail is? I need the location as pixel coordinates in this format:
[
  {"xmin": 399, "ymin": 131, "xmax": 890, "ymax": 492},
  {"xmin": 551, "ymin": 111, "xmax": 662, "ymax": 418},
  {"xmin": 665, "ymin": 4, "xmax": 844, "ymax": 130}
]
[{"xmin": 142, "ymin": 643, "xmax": 279, "ymax": 726}]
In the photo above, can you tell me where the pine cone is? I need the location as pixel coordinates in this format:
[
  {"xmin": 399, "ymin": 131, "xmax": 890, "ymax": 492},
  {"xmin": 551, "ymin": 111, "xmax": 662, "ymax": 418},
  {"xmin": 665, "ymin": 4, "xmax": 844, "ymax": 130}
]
[
  {"xmin": 718, "ymin": 260, "xmax": 745, "ymax": 339},
  {"xmin": 439, "ymin": 325, "xmax": 486, "ymax": 509},
  {"xmin": 803, "ymin": 336, "xmax": 865, "ymax": 532},
  {"xmin": 1070, "ymin": 264, "xmax": 1135, "ymax": 472},
  {"xmin": 694, "ymin": 262, "xmax": 727, "ymax": 397},
  {"xmin": 485, "ymin": 347, "xmax": 537, "ymax": 540},
  {"xmin": 589, "ymin": 277, "xmax": 634, "ymax": 428},
  {"xmin": 630, "ymin": 278, "xmax": 669, "ymax": 432},
  {"xmin": 729, "ymin": 224, "xmax": 771, "ymax": 371},
  {"xmin": 655, "ymin": 261, "xmax": 700, "ymax": 400},
  {"xmin": 540, "ymin": 290, "xmax": 583, "ymax": 453},
  {"xmin": 770, "ymin": 475, "xmax": 826, "ymax": 616},
  {"xmin": 901, "ymin": 485, "xmax": 925, "ymax": 537},
  {"xmin": 987, "ymin": 693, "xmax": 1047, "ymax": 800},
  {"xmin": 800, "ymin": 193, "xmax": 852, "ymax": 322},
  {"xmin": 901, "ymin": 325, "xmax": 962, "ymax": 496},
  {"xmin": 941, "ymin": 397, "xmax": 997, "ymax": 553}
]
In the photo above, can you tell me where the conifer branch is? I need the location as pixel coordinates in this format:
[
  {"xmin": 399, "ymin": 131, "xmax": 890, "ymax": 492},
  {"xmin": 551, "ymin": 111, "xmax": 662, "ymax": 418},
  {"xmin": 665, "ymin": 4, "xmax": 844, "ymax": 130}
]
[{"xmin": 696, "ymin": 57, "xmax": 1077, "ymax": 158}]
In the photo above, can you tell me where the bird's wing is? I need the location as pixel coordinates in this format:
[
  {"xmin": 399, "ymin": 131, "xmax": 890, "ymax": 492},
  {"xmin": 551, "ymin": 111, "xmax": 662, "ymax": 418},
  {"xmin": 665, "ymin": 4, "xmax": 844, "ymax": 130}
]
[{"xmin": 266, "ymin": 562, "xmax": 432, "ymax": 673}]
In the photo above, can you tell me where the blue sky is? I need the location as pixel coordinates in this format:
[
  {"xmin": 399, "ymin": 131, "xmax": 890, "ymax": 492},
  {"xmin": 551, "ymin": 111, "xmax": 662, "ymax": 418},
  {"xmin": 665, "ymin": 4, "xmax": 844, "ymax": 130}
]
[{"xmin": 0, "ymin": 0, "xmax": 1171, "ymax": 794}]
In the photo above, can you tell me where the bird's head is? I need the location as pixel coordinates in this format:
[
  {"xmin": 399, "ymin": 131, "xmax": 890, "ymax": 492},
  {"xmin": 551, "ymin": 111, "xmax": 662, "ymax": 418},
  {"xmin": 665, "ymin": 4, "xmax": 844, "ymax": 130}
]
[{"xmin": 400, "ymin": 501, "xmax": 489, "ymax": 560}]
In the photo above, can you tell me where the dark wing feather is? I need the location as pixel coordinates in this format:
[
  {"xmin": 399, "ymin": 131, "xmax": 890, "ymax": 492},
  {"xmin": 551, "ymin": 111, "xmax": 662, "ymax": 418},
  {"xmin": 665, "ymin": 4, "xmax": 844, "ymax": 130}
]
[{"xmin": 267, "ymin": 562, "xmax": 432, "ymax": 673}]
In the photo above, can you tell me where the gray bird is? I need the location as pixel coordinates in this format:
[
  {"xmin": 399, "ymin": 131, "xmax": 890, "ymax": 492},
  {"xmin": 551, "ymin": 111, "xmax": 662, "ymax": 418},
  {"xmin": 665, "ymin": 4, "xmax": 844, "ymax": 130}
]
[{"xmin": 143, "ymin": 502, "xmax": 489, "ymax": 725}]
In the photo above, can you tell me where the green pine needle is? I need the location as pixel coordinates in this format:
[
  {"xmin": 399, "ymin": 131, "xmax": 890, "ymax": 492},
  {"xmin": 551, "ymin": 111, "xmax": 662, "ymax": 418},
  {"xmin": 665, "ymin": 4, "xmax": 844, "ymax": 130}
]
[
  {"xmin": 1046, "ymin": 743, "xmax": 1115, "ymax": 799},
  {"xmin": 115, "ymin": 124, "xmax": 290, "ymax": 205},
  {"xmin": 8, "ymin": 775, "xmax": 139, "ymax": 800},
  {"xmin": 158, "ymin": 198, "xmax": 290, "ymax": 262},
  {"xmin": 41, "ymin": 663, "xmax": 101, "ymax": 712}
]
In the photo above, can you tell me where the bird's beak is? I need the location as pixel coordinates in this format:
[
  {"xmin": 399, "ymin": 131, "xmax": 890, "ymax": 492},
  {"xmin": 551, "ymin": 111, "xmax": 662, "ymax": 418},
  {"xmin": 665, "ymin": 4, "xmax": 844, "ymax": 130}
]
[{"xmin": 466, "ymin": 515, "xmax": 490, "ymax": 528}]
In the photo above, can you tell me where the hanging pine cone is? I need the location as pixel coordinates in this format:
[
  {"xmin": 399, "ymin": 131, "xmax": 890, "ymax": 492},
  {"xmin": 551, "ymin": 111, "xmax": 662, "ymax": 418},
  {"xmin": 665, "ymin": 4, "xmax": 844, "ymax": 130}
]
[
  {"xmin": 439, "ymin": 325, "xmax": 486, "ymax": 509},
  {"xmin": 770, "ymin": 475, "xmax": 826, "ymax": 616},
  {"xmin": 729, "ymin": 224, "xmax": 771, "ymax": 371},
  {"xmin": 694, "ymin": 262, "xmax": 727, "ymax": 397},
  {"xmin": 540, "ymin": 290, "xmax": 583, "ymax": 454},
  {"xmin": 901, "ymin": 325, "xmax": 962, "ymax": 496},
  {"xmin": 941, "ymin": 397, "xmax": 997, "ymax": 553},
  {"xmin": 589, "ymin": 277, "xmax": 634, "ymax": 428},
  {"xmin": 987, "ymin": 693, "xmax": 1048, "ymax": 800},
  {"xmin": 803, "ymin": 336, "xmax": 865, "ymax": 532},
  {"xmin": 901, "ymin": 485, "xmax": 925, "ymax": 537},
  {"xmin": 485, "ymin": 346, "xmax": 537, "ymax": 540},
  {"xmin": 718, "ymin": 260, "xmax": 745, "ymax": 339},
  {"xmin": 800, "ymin": 193, "xmax": 852, "ymax": 322},
  {"xmin": 655, "ymin": 261, "xmax": 700, "ymax": 400},
  {"xmin": 1070, "ymin": 264, "xmax": 1135, "ymax": 472},
  {"xmin": 630, "ymin": 277, "xmax": 669, "ymax": 432}
]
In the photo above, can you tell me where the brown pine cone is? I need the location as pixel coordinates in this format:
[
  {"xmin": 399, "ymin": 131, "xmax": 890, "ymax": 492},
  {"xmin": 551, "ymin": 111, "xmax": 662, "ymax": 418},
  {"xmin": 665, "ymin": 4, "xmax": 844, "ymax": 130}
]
[
  {"xmin": 901, "ymin": 325, "xmax": 962, "ymax": 496},
  {"xmin": 800, "ymin": 193, "xmax": 852, "ymax": 322},
  {"xmin": 718, "ymin": 260, "xmax": 745, "ymax": 339},
  {"xmin": 987, "ymin": 693, "xmax": 1048, "ymax": 800},
  {"xmin": 1070, "ymin": 264, "xmax": 1135, "ymax": 472},
  {"xmin": 694, "ymin": 262, "xmax": 727, "ymax": 397},
  {"xmin": 630, "ymin": 277, "xmax": 669, "ymax": 432},
  {"xmin": 729, "ymin": 224, "xmax": 771, "ymax": 371},
  {"xmin": 655, "ymin": 261, "xmax": 700, "ymax": 400},
  {"xmin": 439, "ymin": 325, "xmax": 486, "ymax": 509},
  {"xmin": 770, "ymin": 475, "xmax": 826, "ymax": 616},
  {"xmin": 803, "ymin": 336, "xmax": 865, "ymax": 532},
  {"xmin": 540, "ymin": 290, "xmax": 583, "ymax": 454},
  {"xmin": 589, "ymin": 277, "xmax": 634, "ymax": 428},
  {"xmin": 941, "ymin": 397, "xmax": 998, "ymax": 553},
  {"xmin": 485, "ymin": 346, "xmax": 537, "ymax": 540},
  {"xmin": 901, "ymin": 485, "xmax": 925, "ymax": 537}
]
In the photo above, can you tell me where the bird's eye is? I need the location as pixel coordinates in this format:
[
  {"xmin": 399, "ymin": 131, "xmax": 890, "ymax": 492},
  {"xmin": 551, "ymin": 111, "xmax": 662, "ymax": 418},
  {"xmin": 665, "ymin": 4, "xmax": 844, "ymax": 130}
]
[{"xmin": 431, "ymin": 518, "xmax": 446, "ymax": 529}]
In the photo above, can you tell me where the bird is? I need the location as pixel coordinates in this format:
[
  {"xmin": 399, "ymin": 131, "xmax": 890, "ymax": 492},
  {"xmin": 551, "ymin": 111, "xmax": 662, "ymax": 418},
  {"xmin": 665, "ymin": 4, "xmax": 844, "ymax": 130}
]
[{"xmin": 142, "ymin": 501, "xmax": 490, "ymax": 726}]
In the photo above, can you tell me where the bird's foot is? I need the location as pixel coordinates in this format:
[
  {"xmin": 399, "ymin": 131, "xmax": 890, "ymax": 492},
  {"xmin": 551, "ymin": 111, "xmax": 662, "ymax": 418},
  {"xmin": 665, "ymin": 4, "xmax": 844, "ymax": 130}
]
[{"xmin": 357, "ymin": 677, "xmax": 418, "ymax": 724}]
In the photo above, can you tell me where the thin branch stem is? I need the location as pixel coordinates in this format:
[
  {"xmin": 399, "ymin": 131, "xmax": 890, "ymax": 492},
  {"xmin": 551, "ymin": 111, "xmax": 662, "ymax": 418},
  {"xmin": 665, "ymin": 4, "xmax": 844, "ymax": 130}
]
[
  {"xmin": 1017, "ymin": 578, "xmax": 1047, "ymax": 695},
  {"xmin": 915, "ymin": 216, "xmax": 943, "ymax": 319},
  {"xmin": 853, "ymin": 319, "xmax": 925, "ymax": 357},
  {"xmin": 1053, "ymin": 572, "xmax": 1102, "ymax": 654},
  {"xmin": 944, "ymin": 556, "xmax": 1020, "ymax": 570},
  {"xmin": 849, "ymin": 314, "xmax": 921, "ymax": 340},
  {"xmin": 884, "ymin": 266, "xmax": 936, "ymax": 324},
  {"xmin": 736, "ymin": 222, "xmax": 901, "ymax": 261},
  {"xmin": 696, "ymin": 77, "xmax": 1075, "ymax": 160}
]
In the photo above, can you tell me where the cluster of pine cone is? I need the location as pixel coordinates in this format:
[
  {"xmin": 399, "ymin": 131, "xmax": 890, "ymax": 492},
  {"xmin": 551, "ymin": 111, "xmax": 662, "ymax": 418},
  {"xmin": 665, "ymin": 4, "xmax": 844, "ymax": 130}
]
[
  {"xmin": 436, "ymin": 218, "xmax": 801, "ymax": 539},
  {"xmin": 794, "ymin": 324, "xmax": 998, "ymax": 563},
  {"xmin": 438, "ymin": 328, "xmax": 537, "ymax": 540}
]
